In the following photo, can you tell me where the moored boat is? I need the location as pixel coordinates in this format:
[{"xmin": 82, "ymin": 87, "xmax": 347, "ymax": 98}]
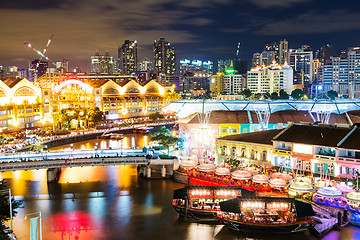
[
  {"xmin": 172, "ymin": 186, "xmax": 247, "ymax": 221},
  {"xmin": 218, "ymin": 196, "xmax": 314, "ymax": 233}
]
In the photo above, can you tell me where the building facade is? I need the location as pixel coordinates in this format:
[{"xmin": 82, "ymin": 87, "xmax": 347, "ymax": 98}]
[
  {"xmin": 223, "ymin": 74, "xmax": 245, "ymax": 95},
  {"xmin": 288, "ymin": 48, "xmax": 313, "ymax": 86},
  {"xmin": 179, "ymin": 71, "xmax": 210, "ymax": 94},
  {"xmin": 0, "ymin": 74, "xmax": 174, "ymax": 131},
  {"xmin": 154, "ymin": 38, "xmax": 176, "ymax": 75},
  {"xmin": 247, "ymin": 61, "xmax": 293, "ymax": 94},
  {"xmin": 91, "ymin": 51, "xmax": 114, "ymax": 74},
  {"xmin": 118, "ymin": 40, "xmax": 138, "ymax": 74}
]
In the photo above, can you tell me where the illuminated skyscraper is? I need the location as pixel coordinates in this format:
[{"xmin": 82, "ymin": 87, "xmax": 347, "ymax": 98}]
[
  {"xmin": 91, "ymin": 51, "xmax": 114, "ymax": 74},
  {"xmin": 118, "ymin": 40, "xmax": 138, "ymax": 74},
  {"xmin": 154, "ymin": 38, "xmax": 176, "ymax": 74},
  {"xmin": 179, "ymin": 59, "xmax": 213, "ymax": 76}
]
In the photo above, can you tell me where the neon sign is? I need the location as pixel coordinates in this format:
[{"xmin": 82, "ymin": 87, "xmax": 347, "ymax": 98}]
[{"xmin": 54, "ymin": 79, "xmax": 92, "ymax": 93}]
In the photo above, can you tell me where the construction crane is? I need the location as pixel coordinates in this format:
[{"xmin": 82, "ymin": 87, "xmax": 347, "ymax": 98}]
[{"xmin": 24, "ymin": 34, "xmax": 56, "ymax": 67}]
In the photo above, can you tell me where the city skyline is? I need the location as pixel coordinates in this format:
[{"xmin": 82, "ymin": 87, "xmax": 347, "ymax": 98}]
[{"xmin": 2, "ymin": 0, "xmax": 360, "ymax": 72}]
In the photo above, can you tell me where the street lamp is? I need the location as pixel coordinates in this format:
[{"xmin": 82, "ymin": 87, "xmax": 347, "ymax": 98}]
[
  {"xmin": 94, "ymin": 142, "xmax": 98, "ymax": 158},
  {"xmin": 0, "ymin": 189, "xmax": 13, "ymax": 239},
  {"xmin": 44, "ymin": 145, "xmax": 48, "ymax": 160},
  {"xmin": 24, "ymin": 211, "xmax": 42, "ymax": 240},
  {"xmin": 70, "ymin": 143, "xmax": 73, "ymax": 158}
]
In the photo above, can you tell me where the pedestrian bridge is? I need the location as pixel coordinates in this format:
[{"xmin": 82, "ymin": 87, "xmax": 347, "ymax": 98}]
[{"xmin": 0, "ymin": 149, "xmax": 151, "ymax": 171}]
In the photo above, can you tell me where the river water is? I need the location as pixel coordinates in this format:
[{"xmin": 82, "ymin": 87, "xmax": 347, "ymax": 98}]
[{"xmin": 1, "ymin": 134, "xmax": 360, "ymax": 239}]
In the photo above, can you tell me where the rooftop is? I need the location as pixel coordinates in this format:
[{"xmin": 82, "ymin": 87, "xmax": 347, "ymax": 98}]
[{"xmin": 218, "ymin": 129, "xmax": 283, "ymax": 146}]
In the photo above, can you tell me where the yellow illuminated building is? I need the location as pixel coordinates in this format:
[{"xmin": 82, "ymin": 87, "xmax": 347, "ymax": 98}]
[{"xmin": 0, "ymin": 74, "xmax": 174, "ymax": 131}]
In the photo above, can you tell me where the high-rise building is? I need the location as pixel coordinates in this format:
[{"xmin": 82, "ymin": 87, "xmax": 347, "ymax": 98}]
[
  {"xmin": 118, "ymin": 40, "xmax": 138, "ymax": 74},
  {"xmin": 139, "ymin": 58, "xmax": 154, "ymax": 71},
  {"xmin": 210, "ymin": 73, "xmax": 224, "ymax": 94},
  {"xmin": 217, "ymin": 59, "xmax": 232, "ymax": 73},
  {"xmin": 31, "ymin": 60, "xmax": 48, "ymax": 78},
  {"xmin": 264, "ymin": 39, "xmax": 288, "ymax": 65},
  {"xmin": 223, "ymin": 73, "xmax": 245, "ymax": 95},
  {"xmin": 179, "ymin": 59, "xmax": 213, "ymax": 76},
  {"xmin": 91, "ymin": 51, "xmax": 114, "ymax": 74},
  {"xmin": 179, "ymin": 71, "xmax": 210, "ymax": 94},
  {"xmin": 288, "ymin": 48, "xmax": 313, "ymax": 85},
  {"xmin": 317, "ymin": 47, "xmax": 360, "ymax": 98},
  {"xmin": 157, "ymin": 73, "xmax": 179, "ymax": 89},
  {"xmin": 154, "ymin": 38, "xmax": 176, "ymax": 74},
  {"xmin": 247, "ymin": 61, "xmax": 293, "ymax": 94},
  {"xmin": 312, "ymin": 59, "xmax": 322, "ymax": 82},
  {"xmin": 317, "ymin": 44, "xmax": 333, "ymax": 65}
]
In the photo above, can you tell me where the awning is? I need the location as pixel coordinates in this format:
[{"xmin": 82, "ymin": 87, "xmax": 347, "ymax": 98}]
[
  {"xmin": 219, "ymin": 198, "xmax": 241, "ymax": 213},
  {"xmin": 294, "ymin": 200, "xmax": 315, "ymax": 217},
  {"xmin": 173, "ymin": 188, "xmax": 187, "ymax": 200}
]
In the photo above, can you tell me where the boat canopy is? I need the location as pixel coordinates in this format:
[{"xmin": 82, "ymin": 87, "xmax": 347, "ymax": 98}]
[
  {"xmin": 219, "ymin": 196, "xmax": 314, "ymax": 217},
  {"xmin": 215, "ymin": 167, "xmax": 230, "ymax": 176},
  {"xmin": 198, "ymin": 163, "xmax": 216, "ymax": 172},
  {"xmin": 346, "ymin": 191, "xmax": 360, "ymax": 202},
  {"xmin": 180, "ymin": 160, "xmax": 197, "ymax": 168},
  {"xmin": 337, "ymin": 182, "xmax": 355, "ymax": 194},
  {"xmin": 173, "ymin": 188, "xmax": 187, "ymax": 200},
  {"xmin": 269, "ymin": 178, "xmax": 287, "ymax": 188},
  {"xmin": 252, "ymin": 174, "xmax": 270, "ymax": 184},
  {"xmin": 270, "ymin": 172, "xmax": 293, "ymax": 182},
  {"xmin": 231, "ymin": 170, "xmax": 252, "ymax": 180},
  {"xmin": 289, "ymin": 179, "xmax": 314, "ymax": 193},
  {"xmin": 317, "ymin": 186, "xmax": 343, "ymax": 198}
]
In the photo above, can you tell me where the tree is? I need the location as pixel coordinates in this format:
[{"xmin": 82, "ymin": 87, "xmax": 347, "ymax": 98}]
[
  {"xmin": 279, "ymin": 89, "xmax": 289, "ymax": 99},
  {"xmin": 270, "ymin": 92, "xmax": 278, "ymax": 100},
  {"xmin": 149, "ymin": 126, "xmax": 181, "ymax": 154},
  {"xmin": 148, "ymin": 112, "xmax": 164, "ymax": 121},
  {"xmin": 241, "ymin": 89, "xmax": 252, "ymax": 99},
  {"xmin": 165, "ymin": 91, "xmax": 182, "ymax": 103},
  {"xmin": 0, "ymin": 180, "xmax": 22, "ymax": 240},
  {"xmin": 327, "ymin": 90, "xmax": 338, "ymax": 100},
  {"xmin": 87, "ymin": 107, "xmax": 105, "ymax": 126},
  {"xmin": 291, "ymin": 89, "xmax": 305, "ymax": 100}
]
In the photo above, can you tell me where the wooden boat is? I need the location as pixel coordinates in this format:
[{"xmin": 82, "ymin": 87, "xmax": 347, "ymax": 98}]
[
  {"xmin": 172, "ymin": 186, "xmax": 248, "ymax": 221},
  {"xmin": 101, "ymin": 133, "xmax": 124, "ymax": 139},
  {"xmin": 218, "ymin": 196, "xmax": 314, "ymax": 233}
]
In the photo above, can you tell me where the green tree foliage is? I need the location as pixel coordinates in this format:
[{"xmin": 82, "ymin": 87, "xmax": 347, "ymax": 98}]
[
  {"xmin": 149, "ymin": 126, "xmax": 182, "ymax": 154},
  {"xmin": 148, "ymin": 112, "xmax": 164, "ymax": 121},
  {"xmin": 241, "ymin": 89, "xmax": 252, "ymax": 99},
  {"xmin": 279, "ymin": 89, "xmax": 289, "ymax": 99},
  {"xmin": 166, "ymin": 91, "xmax": 182, "ymax": 103},
  {"xmin": 270, "ymin": 92, "xmax": 279, "ymax": 100},
  {"xmin": 87, "ymin": 107, "xmax": 105, "ymax": 126},
  {"xmin": 0, "ymin": 180, "xmax": 22, "ymax": 239},
  {"xmin": 291, "ymin": 89, "xmax": 305, "ymax": 100},
  {"xmin": 327, "ymin": 90, "xmax": 338, "ymax": 100}
]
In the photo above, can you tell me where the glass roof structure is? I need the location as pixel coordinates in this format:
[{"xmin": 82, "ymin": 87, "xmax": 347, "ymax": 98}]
[{"xmin": 162, "ymin": 99, "xmax": 360, "ymax": 119}]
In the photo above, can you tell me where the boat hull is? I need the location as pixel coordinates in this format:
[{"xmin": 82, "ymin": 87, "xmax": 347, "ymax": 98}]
[
  {"xmin": 173, "ymin": 205, "xmax": 218, "ymax": 221},
  {"xmin": 219, "ymin": 217, "xmax": 313, "ymax": 233}
]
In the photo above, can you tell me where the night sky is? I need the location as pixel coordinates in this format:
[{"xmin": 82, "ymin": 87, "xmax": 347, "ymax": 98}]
[{"xmin": 2, "ymin": 0, "xmax": 360, "ymax": 72}]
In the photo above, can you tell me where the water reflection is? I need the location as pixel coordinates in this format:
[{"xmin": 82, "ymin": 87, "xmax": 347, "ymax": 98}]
[
  {"xmin": 1, "ymin": 133, "xmax": 359, "ymax": 239},
  {"xmin": 50, "ymin": 133, "xmax": 149, "ymax": 151}
]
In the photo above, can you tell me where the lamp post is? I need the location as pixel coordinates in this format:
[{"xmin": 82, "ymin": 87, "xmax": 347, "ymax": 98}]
[
  {"xmin": 24, "ymin": 211, "xmax": 42, "ymax": 240},
  {"xmin": 44, "ymin": 145, "xmax": 48, "ymax": 160},
  {"xmin": 95, "ymin": 142, "xmax": 98, "ymax": 158},
  {"xmin": 0, "ymin": 189, "xmax": 13, "ymax": 239},
  {"xmin": 70, "ymin": 143, "xmax": 73, "ymax": 158}
]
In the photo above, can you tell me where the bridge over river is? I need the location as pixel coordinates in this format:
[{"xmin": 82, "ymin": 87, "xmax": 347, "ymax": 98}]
[{"xmin": 0, "ymin": 149, "xmax": 175, "ymax": 180}]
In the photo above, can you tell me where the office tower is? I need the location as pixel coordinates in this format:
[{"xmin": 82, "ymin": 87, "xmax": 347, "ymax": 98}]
[
  {"xmin": 218, "ymin": 59, "xmax": 232, "ymax": 73},
  {"xmin": 247, "ymin": 61, "xmax": 293, "ymax": 94},
  {"xmin": 312, "ymin": 59, "xmax": 322, "ymax": 82},
  {"xmin": 223, "ymin": 73, "xmax": 245, "ymax": 95},
  {"xmin": 91, "ymin": 51, "xmax": 114, "ymax": 74},
  {"xmin": 210, "ymin": 73, "xmax": 224, "ymax": 94},
  {"xmin": 154, "ymin": 38, "xmax": 176, "ymax": 74},
  {"xmin": 31, "ymin": 60, "xmax": 48, "ymax": 78},
  {"xmin": 56, "ymin": 59, "xmax": 69, "ymax": 73},
  {"xmin": 288, "ymin": 48, "xmax": 313, "ymax": 85},
  {"xmin": 139, "ymin": 58, "xmax": 154, "ymax": 71},
  {"xmin": 317, "ymin": 44, "xmax": 333, "ymax": 65},
  {"xmin": 118, "ymin": 40, "xmax": 138, "ymax": 74},
  {"xmin": 179, "ymin": 59, "xmax": 213, "ymax": 76},
  {"xmin": 179, "ymin": 70, "xmax": 210, "ymax": 94},
  {"xmin": 264, "ymin": 39, "xmax": 288, "ymax": 64}
]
